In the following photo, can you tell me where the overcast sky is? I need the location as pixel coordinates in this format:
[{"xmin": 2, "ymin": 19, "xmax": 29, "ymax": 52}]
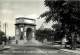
[{"xmin": 0, "ymin": 0, "xmax": 52, "ymax": 36}]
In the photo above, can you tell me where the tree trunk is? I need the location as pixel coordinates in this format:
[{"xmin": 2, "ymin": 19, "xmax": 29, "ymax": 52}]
[{"xmin": 71, "ymin": 32, "xmax": 76, "ymax": 50}]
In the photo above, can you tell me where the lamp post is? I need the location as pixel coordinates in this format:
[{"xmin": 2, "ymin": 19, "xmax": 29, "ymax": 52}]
[{"xmin": 4, "ymin": 23, "xmax": 7, "ymax": 37}]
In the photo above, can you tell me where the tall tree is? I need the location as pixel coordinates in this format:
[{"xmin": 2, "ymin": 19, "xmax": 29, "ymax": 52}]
[
  {"xmin": 0, "ymin": 30, "xmax": 5, "ymax": 37},
  {"xmin": 40, "ymin": 0, "xmax": 80, "ymax": 49}
]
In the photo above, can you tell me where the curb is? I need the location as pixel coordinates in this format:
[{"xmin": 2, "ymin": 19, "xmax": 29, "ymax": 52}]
[{"xmin": 0, "ymin": 46, "xmax": 10, "ymax": 51}]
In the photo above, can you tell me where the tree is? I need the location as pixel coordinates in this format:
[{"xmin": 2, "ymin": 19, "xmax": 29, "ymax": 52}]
[
  {"xmin": 35, "ymin": 28, "xmax": 54, "ymax": 42},
  {"xmin": 0, "ymin": 30, "xmax": 5, "ymax": 37},
  {"xmin": 0, "ymin": 30, "xmax": 5, "ymax": 45},
  {"xmin": 40, "ymin": 0, "xmax": 80, "ymax": 49}
]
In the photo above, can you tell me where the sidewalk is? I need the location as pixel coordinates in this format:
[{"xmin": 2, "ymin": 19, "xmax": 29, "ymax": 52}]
[
  {"xmin": 44, "ymin": 44, "xmax": 80, "ymax": 54},
  {"xmin": 0, "ymin": 45, "xmax": 11, "ymax": 51},
  {"xmin": 43, "ymin": 44, "xmax": 62, "ymax": 50},
  {"xmin": 60, "ymin": 48, "xmax": 80, "ymax": 54}
]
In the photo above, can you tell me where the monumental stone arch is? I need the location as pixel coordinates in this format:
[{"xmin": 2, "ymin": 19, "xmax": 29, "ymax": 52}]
[{"xmin": 15, "ymin": 17, "xmax": 38, "ymax": 45}]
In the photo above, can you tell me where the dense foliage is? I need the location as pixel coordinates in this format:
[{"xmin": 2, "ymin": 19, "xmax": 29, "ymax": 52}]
[
  {"xmin": 35, "ymin": 28, "xmax": 54, "ymax": 42},
  {"xmin": 0, "ymin": 30, "xmax": 5, "ymax": 37},
  {"xmin": 41, "ymin": 0, "xmax": 80, "ymax": 33},
  {"xmin": 40, "ymin": 0, "xmax": 80, "ymax": 49},
  {"xmin": 0, "ymin": 30, "xmax": 5, "ymax": 45}
]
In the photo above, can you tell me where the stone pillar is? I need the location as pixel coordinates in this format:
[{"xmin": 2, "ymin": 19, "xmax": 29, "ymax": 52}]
[
  {"xmin": 23, "ymin": 27, "xmax": 27, "ymax": 42},
  {"xmin": 15, "ymin": 26, "xmax": 20, "ymax": 40},
  {"xmin": 31, "ymin": 29, "xmax": 35, "ymax": 40},
  {"xmin": 24, "ymin": 32, "xmax": 27, "ymax": 42},
  {"xmin": 15, "ymin": 26, "xmax": 21, "ymax": 44}
]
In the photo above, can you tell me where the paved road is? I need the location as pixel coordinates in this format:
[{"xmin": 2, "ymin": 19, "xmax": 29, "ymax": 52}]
[{"xmin": 0, "ymin": 45, "xmax": 79, "ymax": 55}]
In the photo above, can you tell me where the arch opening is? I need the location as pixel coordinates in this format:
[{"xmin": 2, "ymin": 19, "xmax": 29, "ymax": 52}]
[{"xmin": 26, "ymin": 28, "xmax": 32, "ymax": 40}]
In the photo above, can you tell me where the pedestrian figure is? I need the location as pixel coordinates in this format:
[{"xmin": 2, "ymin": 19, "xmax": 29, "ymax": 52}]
[
  {"xmin": 62, "ymin": 35, "xmax": 67, "ymax": 48},
  {"xmin": 4, "ymin": 37, "xmax": 7, "ymax": 45},
  {"xmin": 16, "ymin": 40, "xmax": 18, "ymax": 44},
  {"xmin": 8, "ymin": 37, "xmax": 11, "ymax": 44},
  {"xmin": 67, "ymin": 34, "xmax": 72, "ymax": 49}
]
